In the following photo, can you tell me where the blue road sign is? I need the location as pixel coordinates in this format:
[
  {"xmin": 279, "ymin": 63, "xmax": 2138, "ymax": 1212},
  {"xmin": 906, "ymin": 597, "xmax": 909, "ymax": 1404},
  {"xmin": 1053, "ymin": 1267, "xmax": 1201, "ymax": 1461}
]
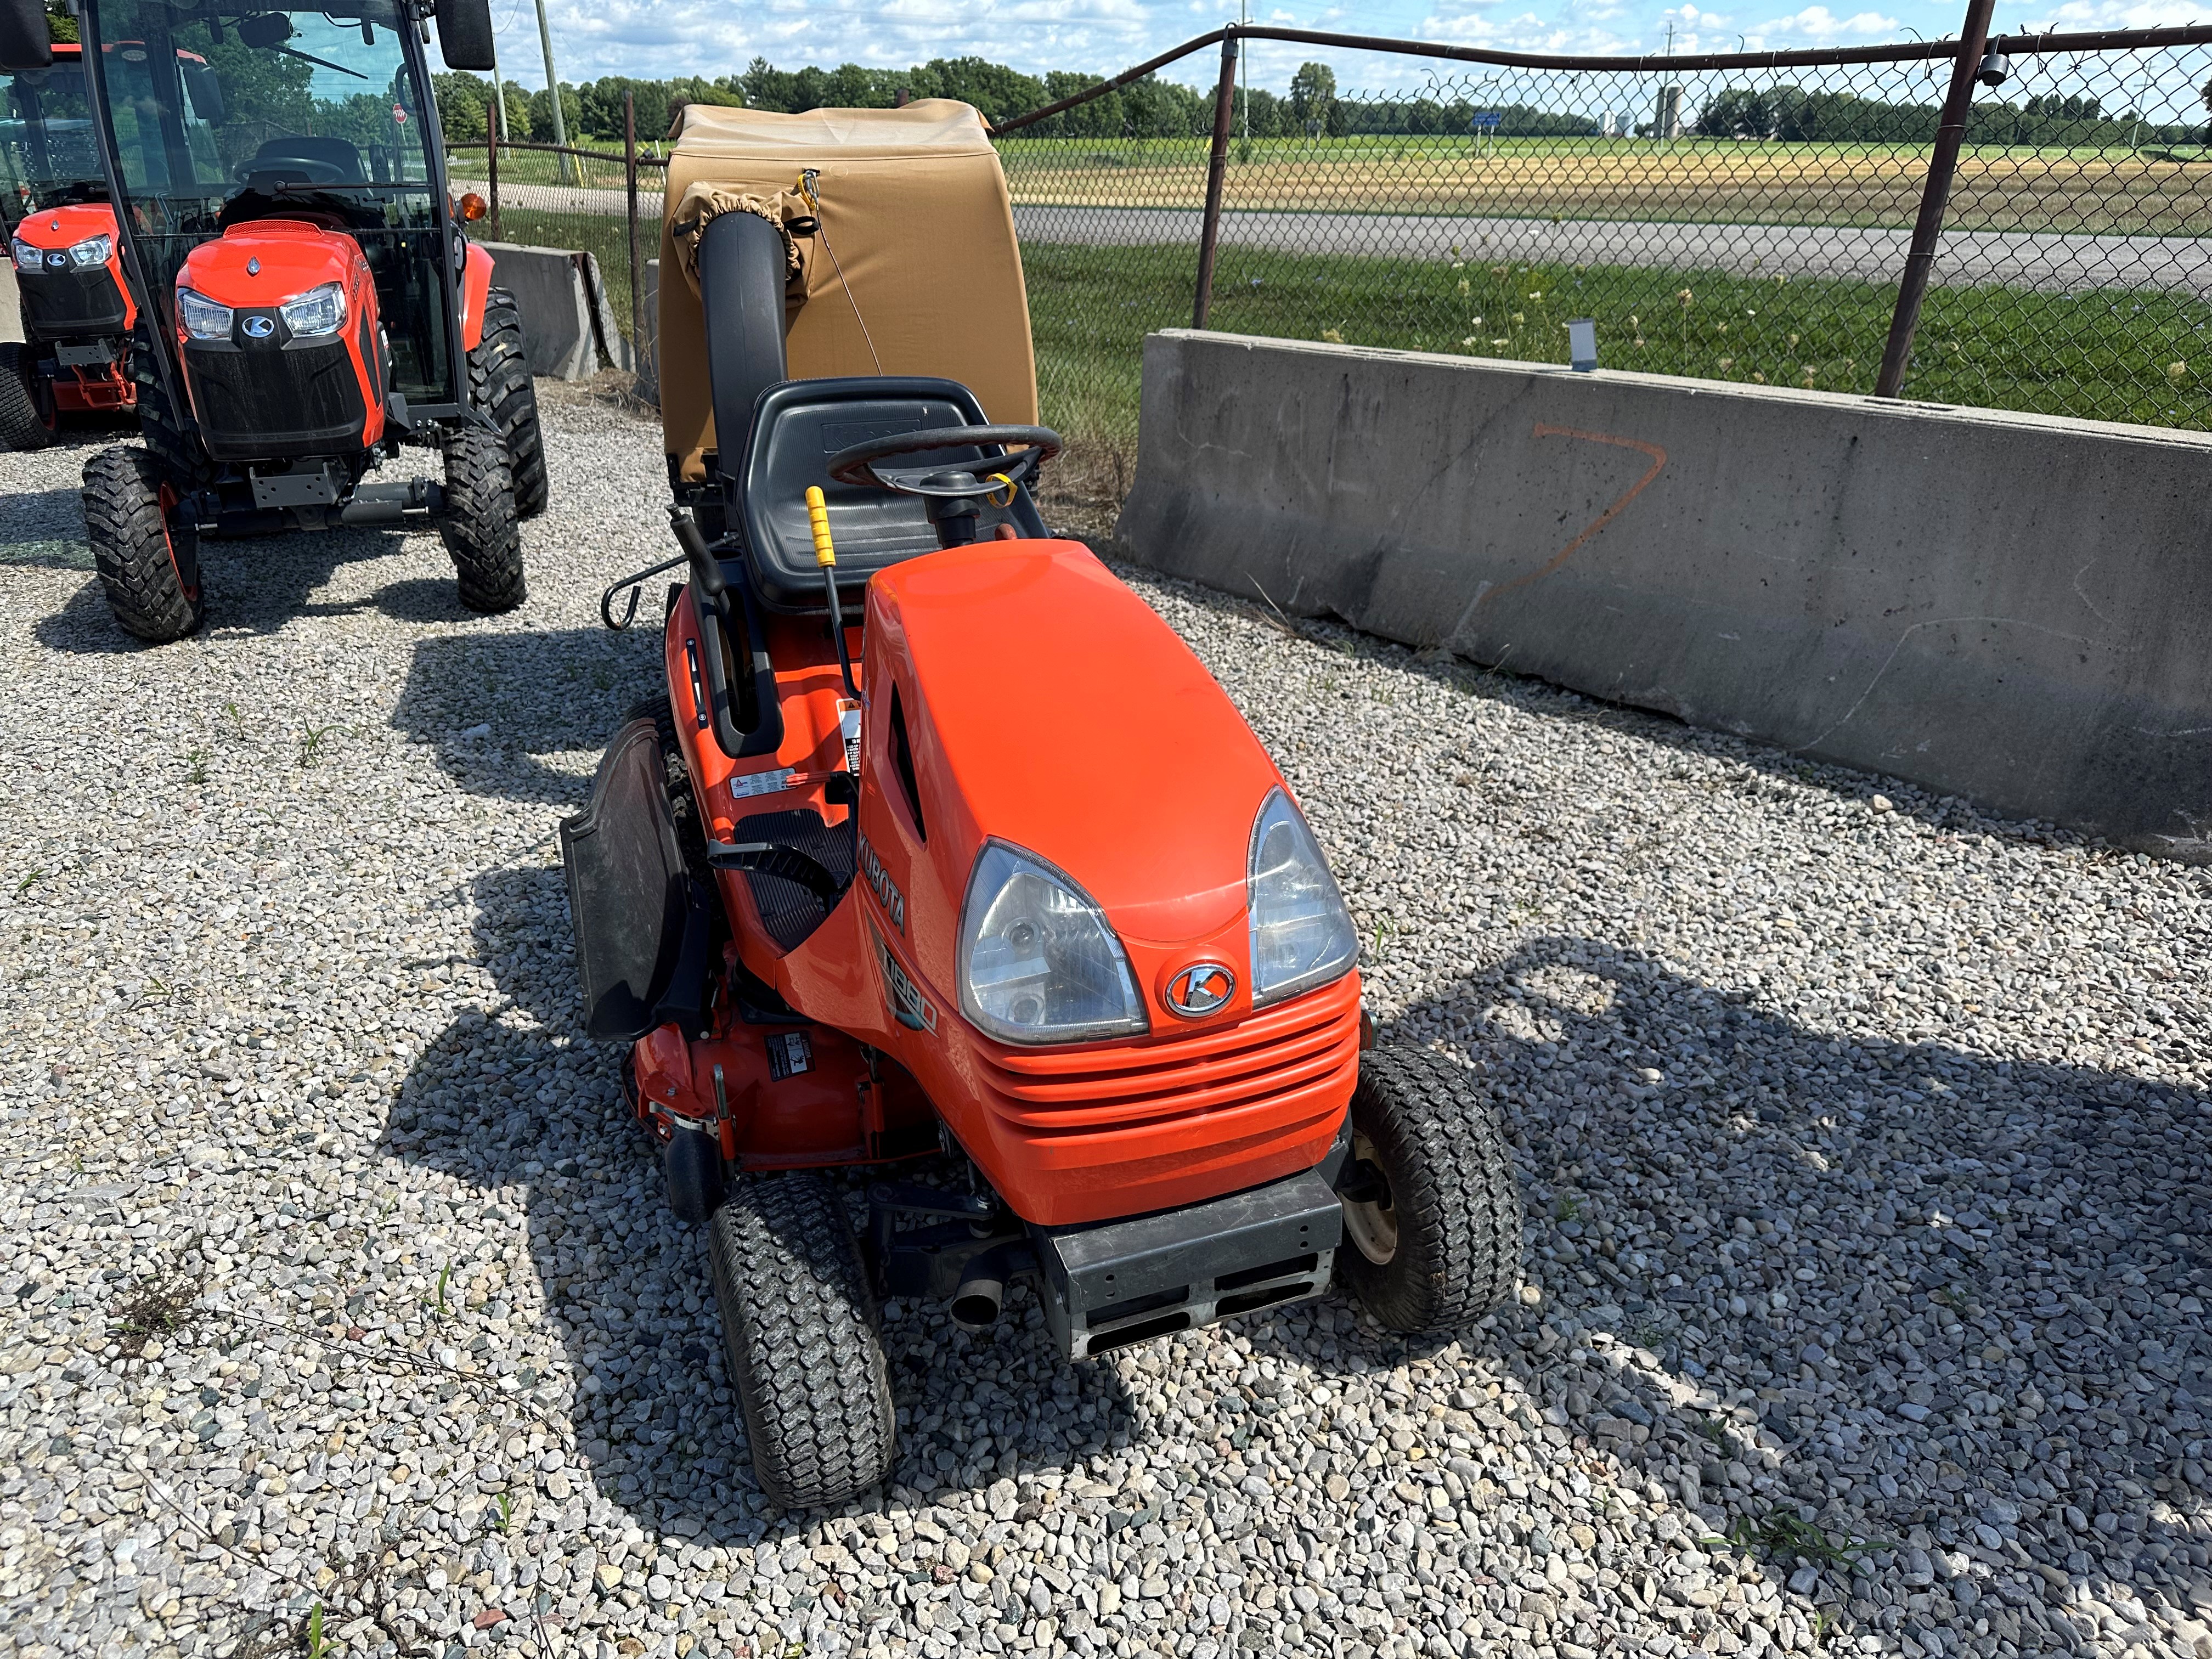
[{"xmin": 1470, "ymin": 112, "xmax": 1503, "ymax": 130}]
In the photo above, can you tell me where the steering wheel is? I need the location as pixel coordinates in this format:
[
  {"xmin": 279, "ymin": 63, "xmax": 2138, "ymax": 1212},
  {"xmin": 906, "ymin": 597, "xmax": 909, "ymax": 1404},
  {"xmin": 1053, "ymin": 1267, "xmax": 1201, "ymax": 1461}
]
[
  {"xmin": 827, "ymin": 424, "xmax": 1062, "ymax": 499},
  {"xmin": 234, "ymin": 155, "xmax": 351, "ymax": 186}
]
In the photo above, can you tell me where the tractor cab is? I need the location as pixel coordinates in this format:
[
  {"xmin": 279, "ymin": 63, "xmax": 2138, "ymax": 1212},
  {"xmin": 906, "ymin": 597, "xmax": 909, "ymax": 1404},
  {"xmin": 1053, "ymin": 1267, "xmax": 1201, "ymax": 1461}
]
[
  {"xmin": 78, "ymin": 1, "xmax": 459, "ymax": 414},
  {"xmin": 2, "ymin": 43, "xmax": 104, "ymax": 218}
]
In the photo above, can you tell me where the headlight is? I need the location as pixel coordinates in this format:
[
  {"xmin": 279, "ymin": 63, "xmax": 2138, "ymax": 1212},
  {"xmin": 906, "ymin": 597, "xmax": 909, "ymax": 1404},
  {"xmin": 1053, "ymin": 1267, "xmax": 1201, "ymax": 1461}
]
[
  {"xmin": 66, "ymin": 234, "xmax": 111, "ymax": 268},
  {"xmin": 279, "ymin": 281, "xmax": 346, "ymax": 337},
  {"xmin": 956, "ymin": 840, "xmax": 1147, "ymax": 1046},
  {"xmin": 176, "ymin": 287, "xmax": 233, "ymax": 341},
  {"xmin": 1246, "ymin": 788, "xmax": 1357, "ymax": 1007},
  {"xmin": 10, "ymin": 237, "xmax": 39, "ymax": 273}
]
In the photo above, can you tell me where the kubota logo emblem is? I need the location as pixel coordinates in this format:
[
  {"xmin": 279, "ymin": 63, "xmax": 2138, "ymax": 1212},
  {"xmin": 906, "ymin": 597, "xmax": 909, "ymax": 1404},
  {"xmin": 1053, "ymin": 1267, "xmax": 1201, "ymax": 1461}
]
[
  {"xmin": 241, "ymin": 315, "xmax": 275, "ymax": 338},
  {"xmin": 1165, "ymin": 962, "xmax": 1235, "ymax": 1019}
]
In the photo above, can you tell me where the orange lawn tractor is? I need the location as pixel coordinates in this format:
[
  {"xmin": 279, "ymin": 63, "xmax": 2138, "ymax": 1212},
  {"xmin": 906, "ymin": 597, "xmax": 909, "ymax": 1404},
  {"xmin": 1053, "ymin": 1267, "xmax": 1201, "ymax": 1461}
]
[
  {"xmin": 560, "ymin": 101, "xmax": 1523, "ymax": 1510},
  {"xmin": 2, "ymin": 43, "xmax": 138, "ymax": 448},
  {"xmin": 0, "ymin": 0, "xmax": 543, "ymax": 643}
]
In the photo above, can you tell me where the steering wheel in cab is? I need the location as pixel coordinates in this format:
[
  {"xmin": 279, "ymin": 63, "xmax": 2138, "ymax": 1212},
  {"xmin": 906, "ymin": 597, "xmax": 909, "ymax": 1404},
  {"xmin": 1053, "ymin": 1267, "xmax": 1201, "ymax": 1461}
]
[{"xmin": 827, "ymin": 424, "xmax": 1062, "ymax": 548}]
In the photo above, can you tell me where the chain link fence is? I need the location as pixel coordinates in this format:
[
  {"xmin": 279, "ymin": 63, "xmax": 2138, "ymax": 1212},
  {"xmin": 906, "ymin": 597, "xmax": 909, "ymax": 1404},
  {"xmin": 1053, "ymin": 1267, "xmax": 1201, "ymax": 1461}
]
[
  {"xmin": 445, "ymin": 129, "xmax": 668, "ymax": 367},
  {"xmin": 998, "ymin": 24, "xmax": 2212, "ymax": 474}
]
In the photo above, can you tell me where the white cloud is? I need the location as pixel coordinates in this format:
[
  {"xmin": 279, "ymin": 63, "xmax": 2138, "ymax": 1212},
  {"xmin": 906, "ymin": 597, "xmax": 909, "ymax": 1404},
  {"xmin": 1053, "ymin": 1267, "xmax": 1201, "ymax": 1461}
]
[{"xmin": 1741, "ymin": 4, "xmax": 1903, "ymax": 43}]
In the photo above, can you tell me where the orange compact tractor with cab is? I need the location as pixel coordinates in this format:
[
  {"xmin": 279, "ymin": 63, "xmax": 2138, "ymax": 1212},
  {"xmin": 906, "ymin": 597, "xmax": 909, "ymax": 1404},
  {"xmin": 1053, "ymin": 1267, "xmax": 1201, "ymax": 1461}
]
[
  {"xmin": 562, "ymin": 102, "xmax": 1523, "ymax": 1510},
  {"xmin": 2, "ymin": 43, "xmax": 138, "ymax": 448},
  {"xmin": 0, "ymin": 0, "xmax": 544, "ymax": 642}
]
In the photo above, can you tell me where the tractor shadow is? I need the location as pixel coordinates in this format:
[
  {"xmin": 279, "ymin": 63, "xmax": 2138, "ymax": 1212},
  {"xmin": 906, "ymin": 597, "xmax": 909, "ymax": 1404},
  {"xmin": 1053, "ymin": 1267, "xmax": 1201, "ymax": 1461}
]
[
  {"xmin": 1360, "ymin": 933, "xmax": 2212, "ymax": 1640},
  {"xmin": 390, "ymin": 626, "xmax": 662, "ymax": 806},
  {"xmin": 30, "ymin": 521, "xmax": 415, "ymax": 652},
  {"xmin": 0, "ymin": 485, "xmax": 96, "ymax": 572},
  {"xmin": 379, "ymin": 862, "xmax": 1137, "ymax": 1546}
]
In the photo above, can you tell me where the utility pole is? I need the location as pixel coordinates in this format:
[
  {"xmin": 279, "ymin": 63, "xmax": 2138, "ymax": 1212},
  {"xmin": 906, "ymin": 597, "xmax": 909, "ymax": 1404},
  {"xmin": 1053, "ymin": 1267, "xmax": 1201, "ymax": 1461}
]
[
  {"xmin": 532, "ymin": 0, "xmax": 573, "ymax": 184},
  {"xmin": 1239, "ymin": 0, "xmax": 1249, "ymax": 148},
  {"xmin": 489, "ymin": 46, "xmax": 506, "ymax": 161}
]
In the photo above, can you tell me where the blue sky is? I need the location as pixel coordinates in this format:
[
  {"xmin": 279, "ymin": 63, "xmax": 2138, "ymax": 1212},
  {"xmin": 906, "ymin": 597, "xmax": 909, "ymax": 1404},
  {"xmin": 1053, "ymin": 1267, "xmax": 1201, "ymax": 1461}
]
[{"xmin": 486, "ymin": 0, "xmax": 2201, "ymax": 94}]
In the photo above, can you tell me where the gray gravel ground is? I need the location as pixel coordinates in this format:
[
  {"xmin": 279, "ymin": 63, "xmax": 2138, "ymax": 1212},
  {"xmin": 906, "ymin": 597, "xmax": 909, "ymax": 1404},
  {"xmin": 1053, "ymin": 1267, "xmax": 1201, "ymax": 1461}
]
[{"xmin": 3, "ymin": 393, "xmax": 2210, "ymax": 1659}]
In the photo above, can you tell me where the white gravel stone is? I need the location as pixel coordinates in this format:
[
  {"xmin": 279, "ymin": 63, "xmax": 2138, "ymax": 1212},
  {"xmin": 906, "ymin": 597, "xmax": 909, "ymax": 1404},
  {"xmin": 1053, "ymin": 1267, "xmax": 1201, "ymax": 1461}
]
[{"xmin": 2, "ymin": 389, "xmax": 2207, "ymax": 1659}]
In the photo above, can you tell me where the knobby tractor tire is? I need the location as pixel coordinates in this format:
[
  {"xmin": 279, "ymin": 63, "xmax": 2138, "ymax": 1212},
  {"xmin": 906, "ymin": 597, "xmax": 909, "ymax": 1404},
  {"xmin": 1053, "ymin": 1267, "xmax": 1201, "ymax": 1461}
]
[
  {"xmin": 470, "ymin": 287, "xmax": 547, "ymax": 518},
  {"xmin": 1336, "ymin": 1045, "xmax": 1523, "ymax": 1333},
  {"xmin": 82, "ymin": 445, "xmax": 205, "ymax": 643},
  {"xmin": 0, "ymin": 342, "xmax": 54, "ymax": 450},
  {"xmin": 707, "ymin": 1172, "xmax": 896, "ymax": 1511},
  {"xmin": 439, "ymin": 425, "xmax": 526, "ymax": 612}
]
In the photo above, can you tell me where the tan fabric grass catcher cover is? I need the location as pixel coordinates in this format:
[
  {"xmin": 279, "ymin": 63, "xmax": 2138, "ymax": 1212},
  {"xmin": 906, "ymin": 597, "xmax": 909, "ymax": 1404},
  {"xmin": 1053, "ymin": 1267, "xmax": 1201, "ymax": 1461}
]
[{"xmin": 660, "ymin": 100, "xmax": 1037, "ymax": 483}]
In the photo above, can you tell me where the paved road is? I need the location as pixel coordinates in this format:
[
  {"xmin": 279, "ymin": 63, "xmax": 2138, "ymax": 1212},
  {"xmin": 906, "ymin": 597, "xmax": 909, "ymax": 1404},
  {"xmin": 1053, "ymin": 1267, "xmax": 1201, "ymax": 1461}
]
[{"xmin": 459, "ymin": 178, "xmax": 2212, "ymax": 294}]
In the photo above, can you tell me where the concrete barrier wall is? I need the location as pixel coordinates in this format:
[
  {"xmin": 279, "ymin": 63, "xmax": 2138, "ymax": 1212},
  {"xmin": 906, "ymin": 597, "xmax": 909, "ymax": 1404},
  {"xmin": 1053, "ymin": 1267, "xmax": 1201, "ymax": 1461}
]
[
  {"xmin": 482, "ymin": 243, "xmax": 629, "ymax": 380},
  {"xmin": 1116, "ymin": 330, "xmax": 2212, "ymax": 859}
]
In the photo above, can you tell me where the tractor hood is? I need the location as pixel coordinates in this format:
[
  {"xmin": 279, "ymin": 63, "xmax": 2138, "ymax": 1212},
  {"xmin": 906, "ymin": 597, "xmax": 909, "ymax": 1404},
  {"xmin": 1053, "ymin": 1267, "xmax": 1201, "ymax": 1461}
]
[
  {"xmin": 180, "ymin": 220, "xmax": 359, "ymax": 308},
  {"xmin": 12, "ymin": 201, "xmax": 117, "ymax": 251},
  {"xmin": 870, "ymin": 540, "xmax": 1285, "ymax": 950}
]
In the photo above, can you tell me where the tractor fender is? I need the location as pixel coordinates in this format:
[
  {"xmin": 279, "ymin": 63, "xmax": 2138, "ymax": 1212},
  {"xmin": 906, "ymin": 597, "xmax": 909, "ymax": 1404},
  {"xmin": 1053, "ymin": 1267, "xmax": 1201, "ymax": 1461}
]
[{"xmin": 458, "ymin": 241, "xmax": 495, "ymax": 352}]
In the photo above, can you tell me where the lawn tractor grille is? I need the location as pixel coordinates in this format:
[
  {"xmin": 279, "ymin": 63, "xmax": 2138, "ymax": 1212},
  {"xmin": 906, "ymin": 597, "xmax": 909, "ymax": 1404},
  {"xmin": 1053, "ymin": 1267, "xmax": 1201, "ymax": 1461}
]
[{"xmin": 974, "ymin": 973, "xmax": 1361, "ymax": 1135}]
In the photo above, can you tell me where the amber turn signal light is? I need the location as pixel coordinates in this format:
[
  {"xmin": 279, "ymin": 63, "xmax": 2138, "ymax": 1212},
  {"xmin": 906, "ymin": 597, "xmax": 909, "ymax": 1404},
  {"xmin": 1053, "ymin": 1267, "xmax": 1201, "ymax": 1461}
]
[{"xmin": 457, "ymin": 193, "xmax": 489, "ymax": 223}]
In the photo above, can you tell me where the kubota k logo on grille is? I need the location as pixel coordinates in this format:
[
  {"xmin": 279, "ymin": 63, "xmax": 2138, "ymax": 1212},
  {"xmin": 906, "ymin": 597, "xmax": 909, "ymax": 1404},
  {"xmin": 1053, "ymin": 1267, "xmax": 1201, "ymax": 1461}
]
[
  {"xmin": 241, "ymin": 315, "xmax": 275, "ymax": 339},
  {"xmin": 1165, "ymin": 962, "xmax": 1235, "ymax": 1019}
]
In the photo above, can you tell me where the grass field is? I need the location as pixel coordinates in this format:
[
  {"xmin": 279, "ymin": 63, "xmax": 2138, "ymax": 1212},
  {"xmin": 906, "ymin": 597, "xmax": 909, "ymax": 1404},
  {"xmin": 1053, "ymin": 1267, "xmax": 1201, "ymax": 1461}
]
[
  {"xmin": 1022, "ymin": 239, "xmax": 2212, "ymax": 447},
  {"xmin": 996, "ymin": 133, "xmax": 2212, "ymax": 237}
]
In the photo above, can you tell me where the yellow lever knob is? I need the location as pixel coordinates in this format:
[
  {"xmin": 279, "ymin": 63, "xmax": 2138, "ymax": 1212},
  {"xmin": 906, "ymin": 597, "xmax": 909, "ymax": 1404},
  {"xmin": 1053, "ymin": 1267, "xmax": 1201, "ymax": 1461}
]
[{"xmin": 805, "ymin": 485, "xmax": 836, "ymax": 568}]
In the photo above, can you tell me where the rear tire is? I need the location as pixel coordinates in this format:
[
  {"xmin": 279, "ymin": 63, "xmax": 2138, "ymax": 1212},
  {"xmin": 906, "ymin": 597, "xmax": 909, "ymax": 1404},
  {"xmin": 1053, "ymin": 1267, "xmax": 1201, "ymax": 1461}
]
[
  {"xmin": 439, "ymin": 426, "xmax": 526, "ymax": 612},
  {"xmin": 1336, "ymin": 1045, "xmax": 1522, "ymax": 1333},
  {"xmin": 0, "ymin": 342, "xmax": 54, "ymax": 450},
  {"xmin": 707, "ymin": 1173, "xmax": 896, "ymax": 1511},
  {"xmin": 82, "ymin": 445, "xmax": 205, "ymax": 643},
  {"xmin": 470, "ymin": 287, "xmax": 546, "ymax": 518}
]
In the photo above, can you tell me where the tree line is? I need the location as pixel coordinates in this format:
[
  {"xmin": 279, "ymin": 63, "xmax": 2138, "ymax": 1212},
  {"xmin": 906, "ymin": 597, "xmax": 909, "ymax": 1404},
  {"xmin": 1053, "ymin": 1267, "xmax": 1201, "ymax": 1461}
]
[{"xmin": 427, "ymin": 55, "xmax": 2203, "ymax": 151}]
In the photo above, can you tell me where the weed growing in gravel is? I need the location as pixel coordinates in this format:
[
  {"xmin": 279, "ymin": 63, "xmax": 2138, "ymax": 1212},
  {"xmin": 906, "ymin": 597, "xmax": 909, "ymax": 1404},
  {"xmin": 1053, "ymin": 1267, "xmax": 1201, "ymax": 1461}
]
[
  {"xmin": 15, "ymin": 866, "xmax": 44, "ymax": 895},
  {"xmin": 110, "ymin": 1260, "xmax": 207, "ymax": 1358},
  {"xmin": 1554, "ymin": 1192, "xmax": 1584, "ymax": 1222},
  {"xmin": 303, "ymin": 1603, "xmax": 326, "ymax": 1659},
  {"xmin": 1725, "ymin": 1508, "xmax": 1892, "ymax": 1566},
  {"xmin": 298, "ymin": 724, "xmax": 341, "ymax": 767},
  {"xmin": 490, "ymin": 1491, "xmax": 512, "ymax": 1533},
  {"xmin": 426, "ymin": 1261, "xmax": 453, "ymax": 1319},
  {"xmin": 186, "ymin": 748, "xmax": 209, "ymax": 785}
]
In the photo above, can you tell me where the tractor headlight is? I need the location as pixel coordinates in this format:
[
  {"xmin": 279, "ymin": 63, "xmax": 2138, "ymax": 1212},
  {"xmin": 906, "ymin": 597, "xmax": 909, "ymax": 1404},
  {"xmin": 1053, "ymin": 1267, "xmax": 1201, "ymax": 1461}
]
[
  {"xmin": 1246, "ymin": 788, "xmax": 1357, "ymax": 1007},
  {"xmin": 279, "ymin": 281, "xmax": 346, "ymax": 337},
  {"xmin": 176, "ymin": 287, "xmax": 233, "ymax": 341},
  {"xmin": 956, "ymin": 840, "xmax": 1147, "ymax": 1046},
  {"xmin": 66, "ymin": 234, "xmax": 111, "ymax": 268},
  {"xmin": 10, "ymin": 237, "xmax": 39, "ymax": 273}
]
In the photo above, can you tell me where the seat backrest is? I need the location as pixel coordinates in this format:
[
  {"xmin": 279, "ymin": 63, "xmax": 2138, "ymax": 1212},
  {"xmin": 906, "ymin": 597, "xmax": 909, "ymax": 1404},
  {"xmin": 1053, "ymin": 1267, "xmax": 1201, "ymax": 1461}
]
[{"xmin": 735, "ymin": 375, "xmax": 1046, "ymax": 614}]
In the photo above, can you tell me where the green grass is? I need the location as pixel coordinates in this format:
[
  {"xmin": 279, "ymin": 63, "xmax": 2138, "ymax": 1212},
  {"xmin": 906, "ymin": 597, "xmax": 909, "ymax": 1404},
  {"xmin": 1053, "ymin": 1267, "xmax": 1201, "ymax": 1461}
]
[
  {"xmin": 1022, "ymin": 238, "xmax": 2212, "ymax": 447},
  {"xmin": 469, "ymin": 206, "xmax": 653, "ymax": 349}
]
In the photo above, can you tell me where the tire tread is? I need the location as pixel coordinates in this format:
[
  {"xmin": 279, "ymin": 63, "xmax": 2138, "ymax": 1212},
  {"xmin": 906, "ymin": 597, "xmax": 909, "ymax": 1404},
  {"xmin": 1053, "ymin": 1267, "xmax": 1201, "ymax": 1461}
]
[
  {"xmin": 82, "ymin": 445, "xmax": 203, "ymax": 643},
  {"xmin": 707, "ymin": 1173, "xmax": 895, "ymax": 1510},
  {"xmin": 1339, "ymin": 1045, "xmax": 1523, "ymax": 1332},
  {"xmin": 470, "ymin": 289, "xmax": 547, "ymax": 518}
]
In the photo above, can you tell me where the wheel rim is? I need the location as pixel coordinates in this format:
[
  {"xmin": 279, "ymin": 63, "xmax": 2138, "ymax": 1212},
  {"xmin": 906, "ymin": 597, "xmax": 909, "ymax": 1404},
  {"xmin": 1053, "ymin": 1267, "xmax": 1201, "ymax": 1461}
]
[{"xmin": 1340, "ymin": 1130, "xmax": 1398, "ymax": 1265}]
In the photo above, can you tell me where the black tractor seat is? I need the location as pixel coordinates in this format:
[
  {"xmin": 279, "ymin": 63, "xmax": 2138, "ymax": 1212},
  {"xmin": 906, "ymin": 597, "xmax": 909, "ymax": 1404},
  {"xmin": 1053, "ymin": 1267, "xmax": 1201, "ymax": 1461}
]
[{"xmin": 732, "ymin": 376, "xmax": 1047, "ymax": 615}]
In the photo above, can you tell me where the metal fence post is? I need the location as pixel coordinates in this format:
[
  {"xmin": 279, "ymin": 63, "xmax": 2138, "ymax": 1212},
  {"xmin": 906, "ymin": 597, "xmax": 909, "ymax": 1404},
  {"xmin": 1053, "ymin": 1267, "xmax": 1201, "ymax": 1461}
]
[
  {"xmin": 1192, "ymin": 32, "xmax": 1242, "ymax": 330},
  {"xmin": 625, "ymin": 90, "xmax": 642, "ymax": 376},
  {"xmin": 1875, "ymin": 0, "xmax": 1997, "ymax": 398},
  {"xmin": 486, "ymin": 95, "xmax": 502, "ymax": 241}
]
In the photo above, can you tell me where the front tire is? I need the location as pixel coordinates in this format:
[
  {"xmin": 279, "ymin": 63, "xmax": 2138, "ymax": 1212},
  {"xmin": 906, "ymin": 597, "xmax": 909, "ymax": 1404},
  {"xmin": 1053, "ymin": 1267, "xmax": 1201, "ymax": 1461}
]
[
  {"xmin": 707, "ymin": 1173, "xmax": 896, "ymax": 1510},
  {"xmin": 82, "ymin": 445, "xmax": 205, "ymax": 643},
  {"xmin": 0, "ymin": 342, "xmax": 55, "ymax": 450},
  {"xmin": 439, "ymin": 426, "xmax": 526, "ymax": 612},
  {"xmin": 470, "ymin": 287, "xmax": 546, "ymax": 518},
  {"xmin": 1336, "ymin": 1046, "xmax": 1522, "ymax": 1332}
]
